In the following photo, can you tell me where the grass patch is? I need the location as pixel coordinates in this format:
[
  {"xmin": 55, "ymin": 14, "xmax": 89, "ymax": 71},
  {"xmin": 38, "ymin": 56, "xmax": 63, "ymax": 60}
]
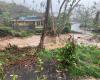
[
  {"xmin": 0, "ymin": 24, "xmax": 34, "ymax": 37},
  {"xmin": 0, "ymin": 43, "xmax": 100, "ymax": 78},
  {"xmin": 68, "ymin": 45, "xmax": 100, "ymax": 78},
  {"xmin": 11, "ymin": 30, "xmax": 34, "ymax": 37},
  {"xmin": 38, "ymin": 45, "xmax": 100, "ymax": 78},
  {"xmin": 0, "ymin": 45, "xmax": 36, "ymax": 66}
]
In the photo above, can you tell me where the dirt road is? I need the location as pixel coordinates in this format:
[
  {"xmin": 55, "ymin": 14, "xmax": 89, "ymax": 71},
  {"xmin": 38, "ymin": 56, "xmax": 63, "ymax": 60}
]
[
  {"xmin": 0, "ymin": 35, "xmax": 40, "ymax": 50},
  {"xmin": 0, "ymin": 34, "xmax": 100, "ymax": 50}
]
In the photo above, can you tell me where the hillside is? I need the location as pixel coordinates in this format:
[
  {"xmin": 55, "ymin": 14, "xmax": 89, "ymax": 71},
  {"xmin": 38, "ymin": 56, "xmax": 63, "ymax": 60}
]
[{"xmin": 0, "ymin": 1, "xmax": 34, "ymax": 18}]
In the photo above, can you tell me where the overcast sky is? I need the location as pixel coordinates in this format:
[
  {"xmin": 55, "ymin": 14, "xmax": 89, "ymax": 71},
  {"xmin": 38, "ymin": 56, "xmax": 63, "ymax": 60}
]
[{"xmin": 0, "ymin": 0, "xmax": 100, "ymax": 12}]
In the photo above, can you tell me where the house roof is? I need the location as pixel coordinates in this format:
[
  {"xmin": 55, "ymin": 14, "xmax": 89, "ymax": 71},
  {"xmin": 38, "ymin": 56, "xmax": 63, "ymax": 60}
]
[{"xmin": 11, "ymin": 16, "xmax": 44, "ymax": 22}]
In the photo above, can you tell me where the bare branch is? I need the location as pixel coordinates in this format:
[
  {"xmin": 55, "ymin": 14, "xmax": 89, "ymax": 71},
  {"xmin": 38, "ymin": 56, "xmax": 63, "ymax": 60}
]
[
  {"xmin": 68, "ymin": 0, "xmax": 81, "ymax": 15},
  {"xmin": 58, "ymin": 0, "xmax": 66, "ymax": 18}
]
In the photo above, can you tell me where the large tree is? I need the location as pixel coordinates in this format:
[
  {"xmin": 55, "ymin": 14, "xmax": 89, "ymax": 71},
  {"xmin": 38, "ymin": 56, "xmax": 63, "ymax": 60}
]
[
  {"xmin": 75, "ymin": 5, "xmax": 96, "ymax": 28},
  {"xmin": 57, "ymin": 0, "xmax": 81, "ymax": 35},
  {"xmin": 37, "ymin": 0, "xmax": 81, "ymax": 51},
  {"xmin": 37, "ymin": 0, "xmax": 51, "ymax": 51}
]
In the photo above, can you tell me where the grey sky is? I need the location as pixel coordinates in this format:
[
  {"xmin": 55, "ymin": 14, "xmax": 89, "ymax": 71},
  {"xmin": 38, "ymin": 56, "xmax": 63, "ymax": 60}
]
[{"xmin": 0, "ymin": 0, "xmax": 100, "ymax": 12}]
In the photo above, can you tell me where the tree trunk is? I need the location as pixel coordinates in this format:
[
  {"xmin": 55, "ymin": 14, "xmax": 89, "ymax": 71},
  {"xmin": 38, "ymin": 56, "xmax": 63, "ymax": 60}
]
[{"xmin": 37, "ymin": 0, "xmax": 51, "ymax": 51}]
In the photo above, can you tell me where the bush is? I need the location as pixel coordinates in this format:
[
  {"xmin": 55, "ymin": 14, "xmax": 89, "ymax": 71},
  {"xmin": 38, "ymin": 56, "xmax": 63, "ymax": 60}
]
[
  {"xmin": 38, "ymin": 42, "xmax": 76, "ymax": 69},
  {"xmin": 0, "ymin": 65, "xmax": 5, "ymax": 80},
  {"xmin": 54, "ymin": 42, "xmax": 76, "ymax": 69},
  {"xmin": 0, "ymin": 29, "xmax": 12, "ymax": 37},
  {"xmin": 69, "ymin": 45, "xmax": 100, "ymax": 78},
  {"xmin": 34, "ymin": 28, "xmax": 43, "ymax": 35},
  {"xmin": 38, "ymin": 44, "xmax": 100, "ymax": 78},
  {"xmin": 0, "ymin": 58, "xmax": 5, "ymax": 80},
  {"xmin": 0, "ymin": 24, "xmax": 35, "ymax": 37},
  {"xmin": 11, "ymin": 30, "xmax": 34, "ymax": 37},
  {"xmin": 61, "ymin": 26, "xmax": 71, "ymax": 34}
]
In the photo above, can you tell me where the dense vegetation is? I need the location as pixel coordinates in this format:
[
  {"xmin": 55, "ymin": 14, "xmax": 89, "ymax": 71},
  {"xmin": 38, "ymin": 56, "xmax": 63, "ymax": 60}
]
[
  {"xmin": 0, "ymin": 43, "xmax": 100, "ymax": 79},
  {"xmin": 39, "ymin": 44, "xmax": 100, "ymax": 78},
  {"xmin": 0, "ymin": 24, "xmax": 34, "ymax": 37},
  {"xmin": 0, "ymin": 0, "xmax": 100, "ymax": 80},
  {"xmin": 0, "ymin": 1, "xmax": 33, "ymax": 19}
]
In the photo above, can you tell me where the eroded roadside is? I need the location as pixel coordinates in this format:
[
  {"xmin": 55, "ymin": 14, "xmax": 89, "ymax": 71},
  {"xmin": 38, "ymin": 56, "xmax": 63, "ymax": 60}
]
[{"xmin": 0, "ymin": 34, "xmax": 99, "ymax": 50}]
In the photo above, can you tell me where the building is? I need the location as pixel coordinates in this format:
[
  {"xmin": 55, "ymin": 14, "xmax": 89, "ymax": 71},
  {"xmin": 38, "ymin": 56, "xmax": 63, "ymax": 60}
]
[{"xmin": 11, "ymin": 16, "xmax": 44, "ymax": 30}]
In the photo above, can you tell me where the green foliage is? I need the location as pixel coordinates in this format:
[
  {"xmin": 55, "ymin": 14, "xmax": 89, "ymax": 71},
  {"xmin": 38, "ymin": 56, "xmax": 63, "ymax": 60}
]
[
  {"xmin": 11, "ymin": 30, "xmax": 34, "ymax": 37},
  {"xmin": 0, "ymin": 1, "xmax": 33, "ymax": 18},
  {"xmin": 0, "ymin": 24, "xmax": 34, "ymax": 37},
  {"xmin": 35, "ymin": 27, "xmax": 43, "ymax": 35},
  {"xmin": 0, "ymin": 1, "xmax": 34, "ymax": 26},
  {"xmin": 69, "ymin": 45, "xmax": 100, "ymax": 78},
  {"xmin": 61, "ymin": 23, "xmax": 71, "ymax": 34},
  {"xmin": 38, "ymin": 42, "xmax": 76, "ymax": 69},
  {"xmin": 0, "ymin": 28, "xmax": 12, "ymax": 37},
  {"xmin": 0, "ymin": 40, "xmax": 99, "ymax": 79},
  {"xmin": 0, "ymin": 45, "xmax": 35, "ymax": 66},
  {"xmin": 38, "ymin": 44, "xmax": 100, "ymax": 78},
  {"xmin": 57, "ymin": 14, "xmax": 71, "ymax": 34},
  {"xmin": 38, "ymin": 50, "xmax": 53, "ymax": 60},
  {"xmin": 76, "ymin": 5, "xmax": 96, "ymax": 28},
  {"xmin": 54, "ymin": 42, "xmax": 76, "ymax": 69},
  {"xmin": 12, "ymin": 75, "xmax": 18, "ymax": 80},
  {"xmin": 0, "ymin": 63, "xmax": 5, "ymax": 80},
  {"xmin": 0, "ymin": 11, "xmax": 11, "ymax": 26}
]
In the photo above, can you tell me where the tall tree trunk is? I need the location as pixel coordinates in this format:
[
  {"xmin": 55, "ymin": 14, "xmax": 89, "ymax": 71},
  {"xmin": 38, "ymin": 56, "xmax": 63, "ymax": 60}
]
[{"xmin": 37, "ymin": 0, "xmax": 51, "ymax": 51}]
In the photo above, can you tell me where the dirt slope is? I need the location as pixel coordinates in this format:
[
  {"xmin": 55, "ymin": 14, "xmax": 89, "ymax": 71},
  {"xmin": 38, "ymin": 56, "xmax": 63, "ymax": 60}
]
[{"xmin": 0, "ymin": 34, "xmax": 100, "ymax": 50}]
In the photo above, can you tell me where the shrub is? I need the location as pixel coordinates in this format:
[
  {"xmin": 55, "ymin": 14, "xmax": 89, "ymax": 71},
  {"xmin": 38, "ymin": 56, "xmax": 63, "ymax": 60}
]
[
  {"xmin": 0, "ymin": 62, "xmax": 5, "ymax": 80},
  {"xmin": 38, "ymin": 44, "xmax": 100, "ymax": 78},
  {"xmin": 61, "ymin": 27, "xmax": 71, "ymax": 34},
  {"xmin": 54, "ymin": 42, "xmax": 76, "ymax": 69},
  {"xmin": 12, "ymin": 30, "xmax": 34, "ymax": 37},
  {"xmin": 38, "ymin": 42, "xmax": 76, "ymax": 69},
  {"xmin": 69, "ymin": 45, "xmax": 100, "ymax": 78}
]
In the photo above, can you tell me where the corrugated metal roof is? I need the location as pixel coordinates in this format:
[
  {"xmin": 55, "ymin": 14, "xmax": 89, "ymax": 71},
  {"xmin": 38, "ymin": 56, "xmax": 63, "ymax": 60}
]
[
  {"xmin": 11, "ymin": 16, "xmax": 44, "ymax": 21},
  {"xmin": 19, "ymin": 16, "xmax": 42, "ymax": 20}
]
